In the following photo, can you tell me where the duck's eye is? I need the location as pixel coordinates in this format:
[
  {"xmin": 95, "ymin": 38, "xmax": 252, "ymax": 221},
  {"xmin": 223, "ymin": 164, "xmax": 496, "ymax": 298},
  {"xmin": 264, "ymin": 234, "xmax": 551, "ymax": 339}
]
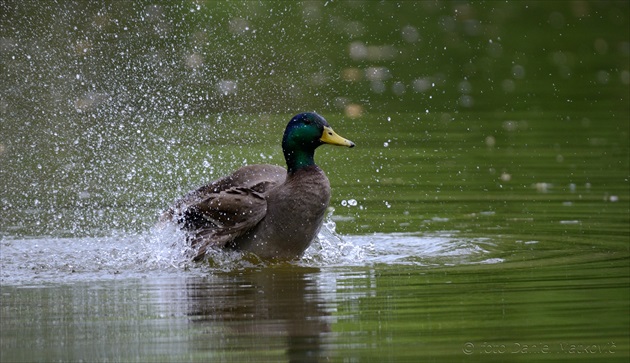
[{"xmin": 304, "ymin": 119, "xmax": 311, "ymax": 125}]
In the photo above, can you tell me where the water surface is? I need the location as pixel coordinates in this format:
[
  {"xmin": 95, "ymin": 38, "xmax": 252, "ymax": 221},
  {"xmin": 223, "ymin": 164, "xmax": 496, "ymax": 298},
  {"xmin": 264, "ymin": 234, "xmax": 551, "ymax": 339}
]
[{"xmin": 1, "ymin": 233, "xmax": 627, "ymax": 362}]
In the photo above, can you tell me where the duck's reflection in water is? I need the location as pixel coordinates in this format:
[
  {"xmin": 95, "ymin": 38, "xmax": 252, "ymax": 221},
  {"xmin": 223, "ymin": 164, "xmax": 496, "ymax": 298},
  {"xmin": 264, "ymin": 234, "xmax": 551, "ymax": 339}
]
[{"xmin": 185, "ymin": 266, "xmax": 330, "ymax": 362}]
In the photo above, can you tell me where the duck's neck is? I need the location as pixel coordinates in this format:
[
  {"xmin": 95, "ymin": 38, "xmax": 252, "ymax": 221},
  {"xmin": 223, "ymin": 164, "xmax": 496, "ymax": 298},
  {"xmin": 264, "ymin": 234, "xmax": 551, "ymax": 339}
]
[{"xmin": 284, "ymin": 148, "xmax": 316, "ymax": 174}]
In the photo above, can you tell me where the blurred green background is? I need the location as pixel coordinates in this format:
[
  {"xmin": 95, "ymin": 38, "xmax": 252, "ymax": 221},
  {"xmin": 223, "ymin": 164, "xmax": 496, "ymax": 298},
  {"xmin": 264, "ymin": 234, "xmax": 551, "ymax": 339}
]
[
  {"xmin": 3, "ymin": 1, "xmax": 628, "ymax": 115},
  {"xmin": 1, "ymin": 1, "xmax": 628, "ymax": 237}
]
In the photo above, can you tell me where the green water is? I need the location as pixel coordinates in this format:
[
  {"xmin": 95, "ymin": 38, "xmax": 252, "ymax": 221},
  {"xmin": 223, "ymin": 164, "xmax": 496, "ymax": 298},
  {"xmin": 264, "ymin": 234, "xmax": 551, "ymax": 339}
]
[
  {"xmin": 1, "ymin": 1, "xmax": 629, "ymax": 362},
  {"xmin": 1, "ymin": 261, "xmax": 628, "ymax": 362}
]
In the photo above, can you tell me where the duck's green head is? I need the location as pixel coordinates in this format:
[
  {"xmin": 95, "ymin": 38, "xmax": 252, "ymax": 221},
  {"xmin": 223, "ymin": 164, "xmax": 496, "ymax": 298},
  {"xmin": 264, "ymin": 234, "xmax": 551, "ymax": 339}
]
[{"xmin": 282, "ymin": 112, "xmax": 355, "ymax": 173}]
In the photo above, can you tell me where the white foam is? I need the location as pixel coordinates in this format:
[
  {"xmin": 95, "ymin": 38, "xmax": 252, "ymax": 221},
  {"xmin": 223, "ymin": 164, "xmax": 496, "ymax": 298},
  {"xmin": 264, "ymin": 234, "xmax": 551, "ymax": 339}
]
[{"xmin": 0, "ymin": 219, "xmax": 501, "ymax": 285}]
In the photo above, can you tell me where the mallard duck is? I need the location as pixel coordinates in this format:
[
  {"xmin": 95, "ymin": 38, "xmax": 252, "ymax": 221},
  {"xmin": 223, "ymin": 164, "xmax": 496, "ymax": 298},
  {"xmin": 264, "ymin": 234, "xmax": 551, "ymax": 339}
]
[{"xmin": 161, "ymin": 112, "xmax": 355, "ymax": 261}]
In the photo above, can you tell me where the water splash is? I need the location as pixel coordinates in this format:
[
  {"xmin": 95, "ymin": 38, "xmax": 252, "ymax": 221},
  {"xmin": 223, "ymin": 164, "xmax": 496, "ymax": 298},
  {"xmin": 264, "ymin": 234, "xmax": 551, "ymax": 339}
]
[
  {"xmin": 302, "ymin": 218, "xmax": 370, "ymax": 266},
  {"xmin": 0, "ymin": 213, "xmax": 501, "ymax": 286},
  {"xmin": 140, "ymin": 224, "xmax": 195, "ymax": 269}
]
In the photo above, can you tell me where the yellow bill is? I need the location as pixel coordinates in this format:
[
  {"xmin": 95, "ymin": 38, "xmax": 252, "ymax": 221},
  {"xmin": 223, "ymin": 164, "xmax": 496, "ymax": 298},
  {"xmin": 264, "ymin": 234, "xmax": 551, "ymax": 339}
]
[{"xmin": 320, "ymin": 126, "xmax": 355, "ymax": 148}]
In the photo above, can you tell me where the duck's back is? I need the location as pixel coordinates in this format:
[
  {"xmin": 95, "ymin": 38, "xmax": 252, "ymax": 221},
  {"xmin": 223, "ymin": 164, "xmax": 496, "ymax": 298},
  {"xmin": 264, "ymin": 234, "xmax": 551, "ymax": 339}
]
[
  {"xmin": 190, "ymin": 164, "xmax": 286, "ymax": 201},
  {"xmin": 164, "ymin": 164, "xmax": 285, "ymax": 214}
]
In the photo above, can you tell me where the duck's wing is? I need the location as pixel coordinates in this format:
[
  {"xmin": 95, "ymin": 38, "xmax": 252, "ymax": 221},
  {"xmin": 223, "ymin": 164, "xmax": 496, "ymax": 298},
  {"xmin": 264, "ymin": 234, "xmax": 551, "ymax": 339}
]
[
  {"xmin": 184, "ymin": 186, "xmax": 269, "ymax": 260},
  {"xmin": 159, "ymin": 164, "xmax": 286, "ymax": 224},
  {"xmin": 160, "ymin": 164, "xmax": 286, "ymax": 260}
]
